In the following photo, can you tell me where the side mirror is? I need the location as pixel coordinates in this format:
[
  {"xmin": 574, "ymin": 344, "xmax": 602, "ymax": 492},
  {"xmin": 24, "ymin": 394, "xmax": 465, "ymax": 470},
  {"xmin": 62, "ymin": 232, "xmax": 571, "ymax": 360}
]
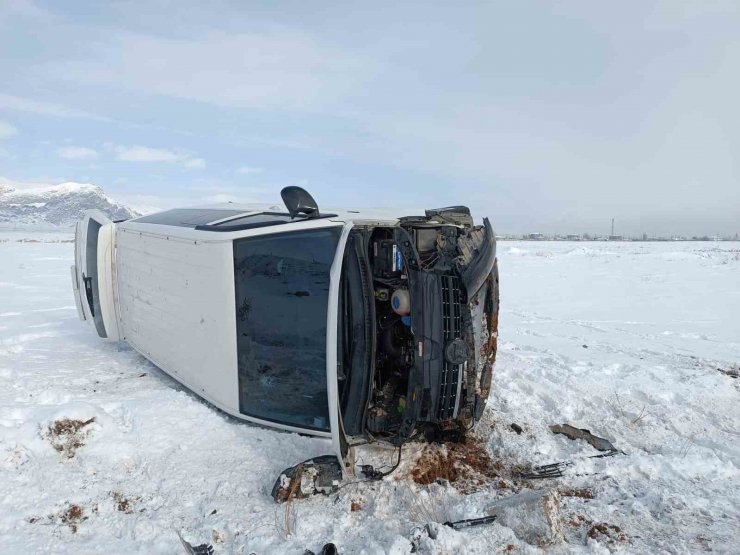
[
  {"xmin": 271, "ymin": 455, "xmax": 342, "ymax": 502},
  {"xmin": 280, "ymin": 186, "xmax": 320, "ymax": 219}
]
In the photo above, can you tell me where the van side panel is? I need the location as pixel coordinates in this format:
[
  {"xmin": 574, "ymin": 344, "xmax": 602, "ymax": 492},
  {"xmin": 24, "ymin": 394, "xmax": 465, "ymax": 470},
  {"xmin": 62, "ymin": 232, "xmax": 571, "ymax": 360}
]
[{"xmin": 115, "ymin": 229, "xmax": 239, "ymax": 412}]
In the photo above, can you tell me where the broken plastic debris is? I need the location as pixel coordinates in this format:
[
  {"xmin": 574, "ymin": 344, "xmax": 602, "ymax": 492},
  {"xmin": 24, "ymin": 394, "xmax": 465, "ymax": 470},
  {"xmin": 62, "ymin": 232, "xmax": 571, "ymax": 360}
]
[
  {"xmin": 549, "ymin": 423, "xmax": 617, "ymax": 452},
  {"xmin": 271, "ymin": 455, "xmax": 342, "ymax": 503},
  {"xmin": 521, "ymin": 450, "xmax": 620, "ymax": 479},
  {"xmin": 177, "ymin": 531, "xmax": 214, "ymax": 555},
  {"xmin": 486, "ymin": 489, "xmax": 563, "ymax": 546}
]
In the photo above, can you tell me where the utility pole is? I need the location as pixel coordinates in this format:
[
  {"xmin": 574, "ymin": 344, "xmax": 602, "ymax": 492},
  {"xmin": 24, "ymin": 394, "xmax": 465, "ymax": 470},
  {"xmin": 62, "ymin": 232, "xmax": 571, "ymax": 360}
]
[{"xmin": 611, "ymin": 218, "xmax": 614, "ymax": 236}]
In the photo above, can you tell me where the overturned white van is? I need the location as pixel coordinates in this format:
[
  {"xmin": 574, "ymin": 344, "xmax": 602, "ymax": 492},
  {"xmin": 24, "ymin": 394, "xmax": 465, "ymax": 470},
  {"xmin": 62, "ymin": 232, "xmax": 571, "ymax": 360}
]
[{"xmin": 71, "ymin": 188, "xmax": 499, "ymax": 489}]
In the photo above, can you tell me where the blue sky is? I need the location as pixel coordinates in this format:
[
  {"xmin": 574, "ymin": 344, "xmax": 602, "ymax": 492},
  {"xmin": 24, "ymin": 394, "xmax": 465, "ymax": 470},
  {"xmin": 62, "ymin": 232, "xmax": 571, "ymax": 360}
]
[{"xmin": 1, "ymin": 0, "xmax": 738, "ymax": 235}]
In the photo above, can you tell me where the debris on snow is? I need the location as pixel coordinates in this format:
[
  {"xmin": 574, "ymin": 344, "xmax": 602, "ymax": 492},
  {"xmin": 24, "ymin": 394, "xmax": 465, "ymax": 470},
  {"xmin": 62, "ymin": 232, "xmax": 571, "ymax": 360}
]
[
  {"xmin": 549, "ymin": 423, "xmax": 618, "ymax": 452},
  {"xmin": 272, "ymin": 455, "xmax": 343, "ymax": 503},
  {"xmin": 303, "ymin": 543, "xmax": 339, "ymax": 555},
  {"xmin": 444, "ymin": 515, "xmax": 498, "ymax": 530},
  {"xmin": 485, "ymin": 489, "xmax": 563, "ymax": 546},
  {"xmin": 177, "ymin": 531, "xmax": 214, "ymax": 555},
  {"xmin": 520, "ymin": 449, "xmax": 620, "ymax": 480},
  {"xmin": 410, "ymin": 440, "xmax": 501, "ymax": 493},
  {"xmin": 717, "ymin": 364, "xmax": 739, "ymax": 379}
]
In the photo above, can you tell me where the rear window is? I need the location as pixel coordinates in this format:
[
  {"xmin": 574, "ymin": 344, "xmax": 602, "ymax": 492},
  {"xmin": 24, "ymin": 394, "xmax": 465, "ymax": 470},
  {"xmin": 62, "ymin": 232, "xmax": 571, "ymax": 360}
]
[
  {"xmin": 234, "ymin": 227, "xmax": 342, "ymax": 431},
  {"xmin": 132, "ymin": 208, "xmax": 246, "ymax": 227}
]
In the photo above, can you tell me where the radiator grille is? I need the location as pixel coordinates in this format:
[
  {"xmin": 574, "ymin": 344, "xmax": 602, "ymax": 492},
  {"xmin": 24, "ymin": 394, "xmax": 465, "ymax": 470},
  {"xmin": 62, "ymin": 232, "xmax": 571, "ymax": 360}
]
[{"xmin": 438, "ymin": 275, "xmax": 462, "ymax": 420}]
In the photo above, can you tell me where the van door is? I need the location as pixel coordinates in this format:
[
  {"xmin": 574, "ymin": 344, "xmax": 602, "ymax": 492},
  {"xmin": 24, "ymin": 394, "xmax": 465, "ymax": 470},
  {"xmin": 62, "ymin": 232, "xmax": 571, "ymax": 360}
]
[{"xmin": 72, "ymin": 210, "xmax": 118, "ymax": 339}]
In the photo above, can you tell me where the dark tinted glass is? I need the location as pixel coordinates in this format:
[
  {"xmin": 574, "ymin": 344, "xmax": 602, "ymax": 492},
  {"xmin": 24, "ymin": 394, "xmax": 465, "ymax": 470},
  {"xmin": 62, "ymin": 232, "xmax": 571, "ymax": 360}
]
[
  {"xmin": 234, "ymin": 227, "xmax": 342, "ymax": 430},
  {"xmin": 132, "ymin": 208, "xmax": 246, "ymax": 227}
]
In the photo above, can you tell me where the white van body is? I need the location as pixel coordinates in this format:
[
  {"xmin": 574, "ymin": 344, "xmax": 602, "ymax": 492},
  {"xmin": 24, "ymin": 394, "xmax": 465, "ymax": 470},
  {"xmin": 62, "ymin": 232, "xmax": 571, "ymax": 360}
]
[{"xmin": 72, "ymin": 198, "xmax": 499, "ymax": 477}]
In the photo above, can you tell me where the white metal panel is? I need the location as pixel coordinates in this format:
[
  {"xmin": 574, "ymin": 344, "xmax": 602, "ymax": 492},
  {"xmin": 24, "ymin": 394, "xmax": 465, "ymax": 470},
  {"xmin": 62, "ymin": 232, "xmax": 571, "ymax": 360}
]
[
  {"xmin": 205, "ymin": 210, "xmax": 261, "ymax": 225},
  {"xmin": 116, "ymin": 228, "xmax": 240, "ymax": 414},
  {"xmin": 325, "ymin": 222, "xmax": 354, "ymax": 475},
  {"xmin": 115, "ymin": 222, "xmax": 346, "ymax": 439},
  {"xmin": 97, "ymin": 222, "xmax": 120, "ymax": 341}
]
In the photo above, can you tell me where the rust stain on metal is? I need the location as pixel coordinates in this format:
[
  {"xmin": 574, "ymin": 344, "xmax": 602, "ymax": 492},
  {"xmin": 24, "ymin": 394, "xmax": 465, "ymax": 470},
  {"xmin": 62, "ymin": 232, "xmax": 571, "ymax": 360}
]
[{"xmin": 479, "ymin": 265, "xmax": 499, "ymax": 398}]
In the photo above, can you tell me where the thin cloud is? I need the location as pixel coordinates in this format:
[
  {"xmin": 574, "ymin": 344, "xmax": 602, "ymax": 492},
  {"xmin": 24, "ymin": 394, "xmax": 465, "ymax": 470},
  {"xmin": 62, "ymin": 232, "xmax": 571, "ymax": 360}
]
[
  {"xmin": 111, "ymin": 145, "xmax": 205, "ymax": 169},
  {"xmin": 236, "ymin": 165, "xmax": 262, "ymax": 174},
  {"xmin": 183, "ymin": 157, "xmax": 206, "ymax": 169},
  {"xmin": 57, "ymin": 146, "xmax": 98, "ymax": 160},
  {"xmin": 2, "ymin": 3, "xmax": 738, "ymax": 235},
  {"xmin": 0, "ymin": 121, "xmax": 18, "ymax": 139},
  {"xmin": 0, "ymin": 93, "xmax": 105, "ymax": 120},
  {"xmin": 41, "ymin": 30, "xmax": 378, "ymax": 111}
]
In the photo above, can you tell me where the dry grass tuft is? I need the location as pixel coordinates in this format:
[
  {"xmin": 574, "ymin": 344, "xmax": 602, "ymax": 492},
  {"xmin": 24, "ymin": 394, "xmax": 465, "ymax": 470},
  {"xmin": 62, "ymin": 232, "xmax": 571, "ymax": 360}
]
[
  {"xmin": 560, "ymin": 488, "xmax": 595, "ymax": 500},
  {"xmin": 111, "ymin": 491, "xmax": 140, "ymax": 514},
  {"xmin": 587, "ymin": 522, "xmax": 627, "ymax": 545},
  {"xmin": 59, "ymin": 504, "xmax": 86, "ymax": 533},
  {"xmin": 274, "ymin": 464, "xmax": 301, "ymax": 538},
  {"xmin": 611, "ymin": 392, "xmax": 650, "ymax": 427},
  {"xmin": 45, "ymin": 417, "xmax": 95, "ymax": 458},
  {"xmin": 565, "ymin": 514, "xmax": 593, "ymax": 528}
]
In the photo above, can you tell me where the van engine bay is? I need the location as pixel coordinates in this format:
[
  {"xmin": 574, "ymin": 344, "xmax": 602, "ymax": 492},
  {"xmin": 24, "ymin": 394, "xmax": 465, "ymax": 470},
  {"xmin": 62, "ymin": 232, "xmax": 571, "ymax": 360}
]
[{"xmin": 339, "ymin": 207, "xmax": 498, "ymax": 445}]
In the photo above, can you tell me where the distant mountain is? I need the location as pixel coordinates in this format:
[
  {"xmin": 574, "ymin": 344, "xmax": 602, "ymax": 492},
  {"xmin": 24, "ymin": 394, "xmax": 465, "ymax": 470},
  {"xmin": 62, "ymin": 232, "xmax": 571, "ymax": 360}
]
[{"xmin": 0, "ymin": 181, "xmax": 139, "ymax": 229}]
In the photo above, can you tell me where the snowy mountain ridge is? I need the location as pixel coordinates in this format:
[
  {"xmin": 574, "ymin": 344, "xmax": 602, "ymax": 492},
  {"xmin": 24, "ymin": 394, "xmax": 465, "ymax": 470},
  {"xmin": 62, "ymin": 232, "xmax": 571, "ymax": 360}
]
[{"xmin": 0, "ymin": 180, "xmax": 139, "ymax": 229}]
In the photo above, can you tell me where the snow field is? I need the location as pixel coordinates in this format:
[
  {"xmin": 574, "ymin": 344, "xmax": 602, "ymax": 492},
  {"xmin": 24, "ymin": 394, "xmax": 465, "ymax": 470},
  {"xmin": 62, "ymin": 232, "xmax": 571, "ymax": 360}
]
[{"xmin": 1, "ymin": 235, "xmax": 738, "ymax": 553}]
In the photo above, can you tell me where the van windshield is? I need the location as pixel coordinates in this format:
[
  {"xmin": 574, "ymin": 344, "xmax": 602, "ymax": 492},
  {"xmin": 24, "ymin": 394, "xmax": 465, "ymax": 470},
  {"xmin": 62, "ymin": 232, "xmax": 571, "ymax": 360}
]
[{"xmin": 233, "ymin": 227, "xmax": 342, "ymax": 431}]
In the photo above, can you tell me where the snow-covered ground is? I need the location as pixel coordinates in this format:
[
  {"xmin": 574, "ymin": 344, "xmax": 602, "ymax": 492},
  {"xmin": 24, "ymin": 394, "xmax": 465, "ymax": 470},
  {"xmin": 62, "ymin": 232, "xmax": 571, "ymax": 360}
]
[{"xmin": 1, "ymin": 235, "xmax": 738, "ymax": 554}]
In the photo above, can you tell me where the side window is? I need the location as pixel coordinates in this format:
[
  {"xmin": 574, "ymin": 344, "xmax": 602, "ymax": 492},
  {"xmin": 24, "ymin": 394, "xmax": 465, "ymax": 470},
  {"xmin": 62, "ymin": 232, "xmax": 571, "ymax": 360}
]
[{"xmin": 234, "ymin": 227, "xmax": 341, "ymax": 430}]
